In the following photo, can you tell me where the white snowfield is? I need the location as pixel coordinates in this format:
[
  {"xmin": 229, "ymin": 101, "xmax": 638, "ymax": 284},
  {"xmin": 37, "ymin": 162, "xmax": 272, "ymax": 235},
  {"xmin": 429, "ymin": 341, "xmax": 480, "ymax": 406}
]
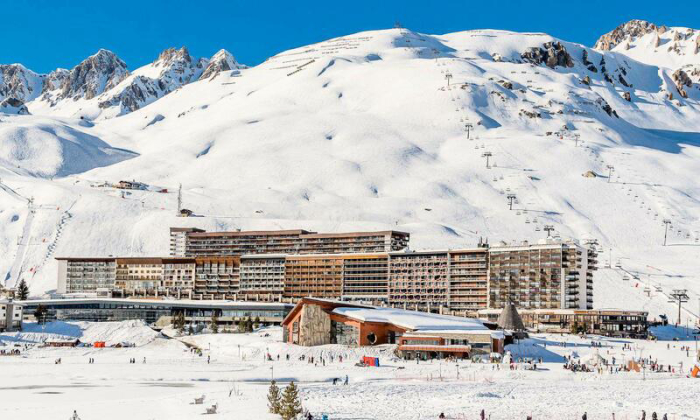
[
  {"xmin": 1, "ymin": 324, "xmax": 698, "ymax": 419},
  {"xmin": 0, "ymin": 23, "xmax": 699, "ymax": 326},
  {"xmin": 2, "ymin": 320, "xmax": 158, "ymax": 346}
]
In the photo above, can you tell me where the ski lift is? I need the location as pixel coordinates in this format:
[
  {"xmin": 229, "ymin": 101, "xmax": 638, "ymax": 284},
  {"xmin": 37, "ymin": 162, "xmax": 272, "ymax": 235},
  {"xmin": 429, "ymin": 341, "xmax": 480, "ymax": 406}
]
[
  {"xmin": 622, "ymin": 275, "xmax": 629, "ymax": 281},
  {"xmin": 525, "ymin": 218, "xmax": 531, "ymax": 224},
  {"xmin": 654, "ymin": 286, "xmax": 662, "ymax": 292},
  {"xmin": 535, "ymin": 226, "xmax": 541, "ymax": 231},
  {"xmin": 516, "ymin": 211, "xmax": 522, "ymax": 216}
]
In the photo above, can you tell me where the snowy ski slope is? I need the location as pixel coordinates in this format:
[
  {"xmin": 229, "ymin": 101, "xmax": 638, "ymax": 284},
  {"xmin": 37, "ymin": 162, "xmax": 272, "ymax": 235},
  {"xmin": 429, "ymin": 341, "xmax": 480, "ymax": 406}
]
[{"xmin": 0, "ymin": 25, "xmax": 698, "ymax": 323}]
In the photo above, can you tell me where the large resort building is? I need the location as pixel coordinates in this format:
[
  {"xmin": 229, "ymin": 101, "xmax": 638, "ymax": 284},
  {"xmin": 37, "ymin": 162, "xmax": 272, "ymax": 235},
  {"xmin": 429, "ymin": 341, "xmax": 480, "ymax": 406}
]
[
  {"xmin": 169, "ymin": 228, "xmax": 410, "ymax": 257},
  {"xmin": 56, "ymin": 228, "xmax": 602, "ymax": 321},
  {"xmin": 488, "ymin": 240, "xmax": 597, "ymax": 310}
]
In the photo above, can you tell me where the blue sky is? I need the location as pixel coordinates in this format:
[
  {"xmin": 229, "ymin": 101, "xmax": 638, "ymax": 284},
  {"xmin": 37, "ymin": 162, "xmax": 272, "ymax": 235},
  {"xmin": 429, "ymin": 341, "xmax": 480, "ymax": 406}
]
[{"xmin": 3, "ymin": 0, "xmax": 698, "ymax": 73}]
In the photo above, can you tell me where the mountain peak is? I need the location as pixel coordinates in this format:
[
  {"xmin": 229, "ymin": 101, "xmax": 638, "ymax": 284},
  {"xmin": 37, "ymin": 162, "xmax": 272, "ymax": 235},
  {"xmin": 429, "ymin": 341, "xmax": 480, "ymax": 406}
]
[
  {"xmin": 55, "ymin": 49, "xmax": 129, "ymax": 100},
  {"xmin": 594, "ymin": 20, "xmax": 668, "ymax": 51},
  {"xmin": 0, "ymin": 63, "xmax": 44, "ymax": 102},
  {"xmin": 155, "ymin": 47, "xmax": 192, "ymax": 67},
  {"xmin": 200, "ymin": 49, "xmax": 244, "ymax": 80}
]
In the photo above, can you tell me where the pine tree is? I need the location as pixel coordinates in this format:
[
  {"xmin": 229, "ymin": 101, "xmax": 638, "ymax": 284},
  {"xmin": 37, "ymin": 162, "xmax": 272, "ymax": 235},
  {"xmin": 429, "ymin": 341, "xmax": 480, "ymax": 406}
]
[
  {"xmin": 279, "ymin": 381, "xmax": 302, "ymax": 420},
  {"xmin": 173, "ymin": 312, "xmax": 186, "ymax": 335},
  {"xmin": 34, "ymin": 305, "xmax": 47, "ymax": 325},
  {"xmin": 245, "ymin": 317, "xmax": 254, "ymax": 333},
  {"xmin": 253, "ymin": 316, "xmax": 260, "ymax": 330},
  {"xmin": 267, "ymin": 380, "xmax": 282, "ymax": 414},
  {"xmin": 16, "ymin": 279, "xmax": 29, "ymax": 300},
  {"xmin": 210, "ymin": 315, "xmax": 219, "ymax": 334}
]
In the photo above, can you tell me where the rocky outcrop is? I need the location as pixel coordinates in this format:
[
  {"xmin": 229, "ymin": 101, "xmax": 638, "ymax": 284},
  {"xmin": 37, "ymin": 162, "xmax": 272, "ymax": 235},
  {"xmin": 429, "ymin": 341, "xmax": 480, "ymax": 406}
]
[
  {"xmin": 521, "ymin": 42, "xmax": 574, "ymax": 69},
  {"xmin": 0, "ymin": 64, "xmax": 44, "ymax": 102},
  {"xmin": 41, "ymin": 68, "xmax": 69, "ymax": 94},
  {"xmin": 57, "ymin": 49, "xmax": 129, "ymax": 100},
  {"xmin": 0, "ymin": 97, "xmax": 30, "ymax": 114},
  {"xmin": 595, "ymin": 20, "xmax": 662, "ymax": 50},
  {"xmin": 97, "ymin": 47, "xmax": 207, "ymax": 114},
  {"xmin": 597, "ymin": 97, "xmax": 619, "ymax": 118},
  {"xmin": 581, "ymin": 50, "xmax": 597, "ymax": 72},
  {"xmin": 622, "ymin": 92, "xmax": 631, "ymax": 102},
  {"xmin": 672, "ymin": 69, "xmax": 692, "ymax": 98},
  {"xmin": 200, "ymin": 49, "xmax": 244, "ymax": 80}
]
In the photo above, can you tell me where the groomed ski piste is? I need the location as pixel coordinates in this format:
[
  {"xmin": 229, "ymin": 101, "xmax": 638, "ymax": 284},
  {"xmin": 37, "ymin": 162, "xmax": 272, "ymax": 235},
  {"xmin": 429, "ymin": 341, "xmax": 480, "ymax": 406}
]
[{"xmin": 1, "ymin": 321, "xmax": 698, "ymax": 419}]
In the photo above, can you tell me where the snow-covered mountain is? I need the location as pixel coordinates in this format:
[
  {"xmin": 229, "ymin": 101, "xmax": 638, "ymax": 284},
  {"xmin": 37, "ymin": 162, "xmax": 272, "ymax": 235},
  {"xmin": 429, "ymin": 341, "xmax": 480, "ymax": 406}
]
[
  {"xmin": 200, "ymin": 49, "xmax": 246, "ymax": 80},
  {"xmin": 0, "ymin": 21, "xmax": 699, "ymax": 324}
]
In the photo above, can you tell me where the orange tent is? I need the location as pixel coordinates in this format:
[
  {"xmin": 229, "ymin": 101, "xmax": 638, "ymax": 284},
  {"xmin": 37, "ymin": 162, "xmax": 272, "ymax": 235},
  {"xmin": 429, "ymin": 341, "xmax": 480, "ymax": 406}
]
[{"xmin": 692, "ymin": 365, "xmax": 699, "ymax": 378}]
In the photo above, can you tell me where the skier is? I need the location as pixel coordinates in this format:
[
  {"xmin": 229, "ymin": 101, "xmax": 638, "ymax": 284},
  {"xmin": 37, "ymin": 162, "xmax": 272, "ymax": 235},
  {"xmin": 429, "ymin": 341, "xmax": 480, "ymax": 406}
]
[
  {"xmin": 481, "ymin": 409, "xmax": 486, "ymax": 420},
  {"xmin": 438, "ymin": 413, "xmax": 446, "ymax": 419},
  {"xmin": 652, "ymin": 413, "xmax": 658, "ymax": 420},
  {"xmin": 641, "ymin": 410, "xmax": 646, "ymax": 420},
  {"xmin": 582, "ymin": 412, "xmax": 587, "ymax": 420},
  {"xmin": 344, "ymin": 375, "xmax": 348, "ymax": 385},
  {"xmin": 69, "ymin": 410, "xmax": 81, "ymax": 420}
]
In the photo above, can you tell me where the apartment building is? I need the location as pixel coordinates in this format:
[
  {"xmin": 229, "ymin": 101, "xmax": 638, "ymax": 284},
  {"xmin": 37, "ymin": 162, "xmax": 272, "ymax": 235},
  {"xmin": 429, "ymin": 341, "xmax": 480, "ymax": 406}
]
[
  {"xmin": 239, "ymin": 255, "xmax": 286, "ymax": 299},
  {"xmin": 57, "ymin": 258, "xmax": 117, "ymax": 294},
  {"xmin": 447, "ymin": 248, "xmax": 489, "ymax": 315},
  {"xmin": 388, "ymin": 251, "xmax": 449, "ymax": 311},
  {"xmin": 284, "ymin": 255, "xmax": 345, "ymax": 299},
  {"xmin": 341, "ymin": 254, "xmax": 389, "ymax": 302},
  {"xmin": 169, "ymin": 228, "xmax": 410, "ymax": 257},
  {"xmin": 115, "ymin": 258, "xmax": 195, "ymax": 297},
  {"xmin": 487, "ymin": 239, "xmax": 596, "ymax": 310},
  {"xmin": 194, "ymin": 257, "xmax": 240, "ymax": 299},
  {"xmin": 55, "ymin": 238, "xmax": 596, "ymax": 313},
  {"xmin": 0, "ymin": 299, "xmax": 23, "ymax": 332}
]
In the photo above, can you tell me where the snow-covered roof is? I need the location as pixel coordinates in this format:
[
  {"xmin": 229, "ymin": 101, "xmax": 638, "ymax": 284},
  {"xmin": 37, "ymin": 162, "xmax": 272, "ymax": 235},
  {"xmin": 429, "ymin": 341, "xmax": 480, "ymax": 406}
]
[{"xmin": 332, "ymin": 306, "xmax": 490, "ymax": 333}]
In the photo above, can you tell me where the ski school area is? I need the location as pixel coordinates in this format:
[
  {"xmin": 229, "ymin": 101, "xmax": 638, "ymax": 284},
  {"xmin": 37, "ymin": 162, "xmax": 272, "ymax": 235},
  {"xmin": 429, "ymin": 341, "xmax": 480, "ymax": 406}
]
[{"xmin": 0, "ymin": 318, "xmax": 698, "ymax": 420}]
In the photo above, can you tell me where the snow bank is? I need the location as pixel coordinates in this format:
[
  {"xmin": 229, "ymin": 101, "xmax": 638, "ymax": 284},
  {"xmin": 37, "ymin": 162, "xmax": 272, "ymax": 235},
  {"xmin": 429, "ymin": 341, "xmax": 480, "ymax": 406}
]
[{"xmin": 1, "ymin": 320, "xmax": 158, "ymax": 347}]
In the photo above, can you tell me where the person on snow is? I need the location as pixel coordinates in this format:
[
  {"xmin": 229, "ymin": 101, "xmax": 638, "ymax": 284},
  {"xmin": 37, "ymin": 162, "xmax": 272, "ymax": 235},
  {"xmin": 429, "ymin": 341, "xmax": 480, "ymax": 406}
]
[
  {"xmin": 641, "ymin": 411, "xmax": 646, "ymax": 420},
  {"xmin": 582, "ymin": 412, "xmax": 587, "ymax": 420},
  {"xmin": 438, "ymin": 413, "xmax": 446, "ymax": 419},
  {"xmin": 344, "ymin": 375, "xmax": 349, "ymax": 385},
  {"xmin": 480, "ymin": 409, "xmax": 486, "ymax": 420}
]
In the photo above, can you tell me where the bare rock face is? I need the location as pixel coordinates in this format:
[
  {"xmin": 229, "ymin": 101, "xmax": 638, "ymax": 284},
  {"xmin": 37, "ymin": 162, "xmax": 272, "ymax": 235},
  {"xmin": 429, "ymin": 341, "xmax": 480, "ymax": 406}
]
[
  {"xmin": 0, "ymin": 64, "xmax": 44, "ymax": 102},
  {"xmin": 595, "ymin": 20, "xmax": 659, "ymax": 50},
  {"xmin": 0, "ymin": 97, "xmax": 30, "ymax": 114},
  {"xmin": 200, "ymin": 49, "xmax": 244, "ymax": 80},
  {"xmin": 672, "ymin": 69, "xmax": 692, "ymax": 98},
  {"xmin": 41, "ymin": 68, "xmax": 69, "ymax": 94},
  {"xmin": 58, "ymin": 49, "xmax": 129, "ymax": 100},
  {"xmin": 97, "ymin": 46, "xmax": 208, "ymax": 114},
  {"xmin": 521, "ymin": 41, "xmax": 574, "ymax": 69},
  {"xmin": 596, "ymin": 97, "xmax": 619, "ymax": 118}
]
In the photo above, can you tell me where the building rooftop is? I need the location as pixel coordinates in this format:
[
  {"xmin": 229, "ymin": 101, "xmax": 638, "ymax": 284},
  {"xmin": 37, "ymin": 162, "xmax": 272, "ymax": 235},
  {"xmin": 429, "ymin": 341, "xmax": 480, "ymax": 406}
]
[{"xmin": 333, "ymin": 306, "xmax": 490, "ymax": 333}]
